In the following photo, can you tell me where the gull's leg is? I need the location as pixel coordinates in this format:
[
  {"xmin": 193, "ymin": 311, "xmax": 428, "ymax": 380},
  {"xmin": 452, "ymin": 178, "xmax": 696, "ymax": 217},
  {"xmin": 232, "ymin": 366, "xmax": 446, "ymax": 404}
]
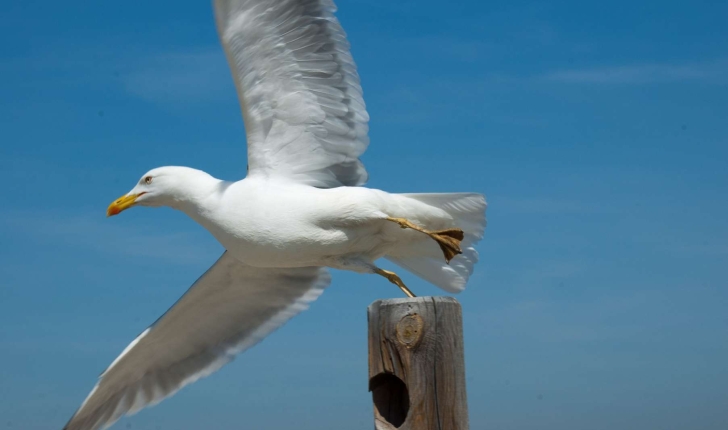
[
  {"xmin": 374, "ymin": 268, "xmax": 416, "ymax": 298},
  {"xmin": 386, "ymin": 217, "xmax": 465, "ymax": 263},
  {"xmin": 324, "ymin": 256, "xmax": 417, "ymax": 298}
]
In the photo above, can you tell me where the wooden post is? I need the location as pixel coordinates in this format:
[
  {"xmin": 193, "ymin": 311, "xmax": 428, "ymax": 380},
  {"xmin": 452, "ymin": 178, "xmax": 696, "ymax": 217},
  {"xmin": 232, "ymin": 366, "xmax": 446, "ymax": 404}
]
[{"xmin": 368, "ymin": 297, "xmax": 469, "ymax": 430}]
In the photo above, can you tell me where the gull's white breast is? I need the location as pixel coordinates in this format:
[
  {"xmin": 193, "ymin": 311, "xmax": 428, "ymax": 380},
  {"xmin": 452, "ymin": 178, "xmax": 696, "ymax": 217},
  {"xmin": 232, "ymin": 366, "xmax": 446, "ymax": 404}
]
[{"xmin": 192, "ymin": 178, "xmax": 395, "ymax": 268}]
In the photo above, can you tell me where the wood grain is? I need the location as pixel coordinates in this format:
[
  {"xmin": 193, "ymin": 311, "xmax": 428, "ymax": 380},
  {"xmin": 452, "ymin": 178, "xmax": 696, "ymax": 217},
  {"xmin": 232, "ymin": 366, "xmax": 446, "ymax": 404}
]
[{"xmin": 368, "ymin": 297, "xmax": 469, "ymax": 430}]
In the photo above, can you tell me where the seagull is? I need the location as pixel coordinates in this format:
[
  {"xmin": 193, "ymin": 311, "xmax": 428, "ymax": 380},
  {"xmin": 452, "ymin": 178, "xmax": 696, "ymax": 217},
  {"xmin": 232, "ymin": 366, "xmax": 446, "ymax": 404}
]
[{"xmin": 63, "ymin": 0, "xmax": 486, "ymax": 429}]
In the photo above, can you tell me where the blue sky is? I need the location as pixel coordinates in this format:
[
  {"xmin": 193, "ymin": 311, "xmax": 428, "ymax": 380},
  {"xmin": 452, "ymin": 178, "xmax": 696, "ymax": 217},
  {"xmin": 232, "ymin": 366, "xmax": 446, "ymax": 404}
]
[{"xmin": 1, "ymin": 0, "xmax": 727, "ymax": 429}]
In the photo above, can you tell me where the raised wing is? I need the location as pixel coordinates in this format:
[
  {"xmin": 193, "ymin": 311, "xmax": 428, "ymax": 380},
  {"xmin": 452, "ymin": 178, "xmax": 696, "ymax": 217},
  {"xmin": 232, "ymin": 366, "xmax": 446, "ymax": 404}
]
[
  {"xmin": 64, "ymin": 253, "xmax": 330, "ymax": 430},
  {"xmin": 215, "ymin": 0, "xmax": 370, "ymax": 188}
]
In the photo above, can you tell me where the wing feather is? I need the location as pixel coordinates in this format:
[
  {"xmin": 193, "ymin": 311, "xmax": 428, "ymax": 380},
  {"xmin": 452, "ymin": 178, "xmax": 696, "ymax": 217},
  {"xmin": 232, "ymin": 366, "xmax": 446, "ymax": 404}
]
[
  {"xmin": 214, "ymin": 0, "xmax": 370, "ymax": 188},
  {"xmin": 64, "ymin": 253, "xmax": 330, "ymax": 430}
]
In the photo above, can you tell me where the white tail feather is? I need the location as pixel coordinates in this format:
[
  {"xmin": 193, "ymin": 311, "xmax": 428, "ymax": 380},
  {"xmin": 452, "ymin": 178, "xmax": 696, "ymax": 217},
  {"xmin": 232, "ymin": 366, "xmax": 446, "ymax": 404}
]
[{"xmin": 386, "ymin": 193, "xmax": 486, "ymax": 293}]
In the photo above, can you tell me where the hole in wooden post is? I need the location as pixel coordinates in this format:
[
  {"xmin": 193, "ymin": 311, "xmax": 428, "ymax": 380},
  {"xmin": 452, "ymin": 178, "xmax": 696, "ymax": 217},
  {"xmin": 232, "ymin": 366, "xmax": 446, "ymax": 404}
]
[{"xmin": 370, "ymin": 373, "xmax": 410, "ymax": 427}]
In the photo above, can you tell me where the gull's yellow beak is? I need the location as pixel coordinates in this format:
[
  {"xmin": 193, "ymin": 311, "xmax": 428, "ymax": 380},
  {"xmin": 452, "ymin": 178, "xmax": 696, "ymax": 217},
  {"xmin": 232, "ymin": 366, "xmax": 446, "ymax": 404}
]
[{"xmin": 107, "ymin": 193, "xmax": 144, "ymax": 217}]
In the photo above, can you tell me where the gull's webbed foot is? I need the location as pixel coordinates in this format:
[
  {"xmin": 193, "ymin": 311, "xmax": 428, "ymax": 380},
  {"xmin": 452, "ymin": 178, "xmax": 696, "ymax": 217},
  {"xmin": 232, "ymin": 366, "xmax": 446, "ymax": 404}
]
[
  {"xmin": 374, "ymin": 268, "xmax": 416, "ymax": 298},
  {"xmin": 386, "ymin": 217, "xmax": 464, "ymax": 263}
]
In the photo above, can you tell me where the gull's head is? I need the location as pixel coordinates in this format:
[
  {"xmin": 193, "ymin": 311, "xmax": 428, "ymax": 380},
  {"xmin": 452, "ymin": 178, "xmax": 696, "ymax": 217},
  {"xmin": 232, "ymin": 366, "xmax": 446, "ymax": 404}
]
[{"xmin": 107, "ymin": 166, "xmax": 213, "ymax": 217}]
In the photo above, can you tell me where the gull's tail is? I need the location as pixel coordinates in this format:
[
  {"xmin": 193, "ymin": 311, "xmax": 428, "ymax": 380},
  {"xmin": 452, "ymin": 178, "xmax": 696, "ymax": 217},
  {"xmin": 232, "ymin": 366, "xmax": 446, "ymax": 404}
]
[{"xmin": 386, "ymin": 193, "xmax": 486, "ymax": 293}]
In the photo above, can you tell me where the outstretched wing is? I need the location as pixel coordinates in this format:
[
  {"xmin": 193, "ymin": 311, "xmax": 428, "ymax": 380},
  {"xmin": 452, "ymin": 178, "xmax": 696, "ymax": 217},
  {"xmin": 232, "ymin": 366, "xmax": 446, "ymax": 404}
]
[
  {"xmin": 214, "ymin": 0, "xmax": 370, "ymax": 188},
  {"xmin": 64, "ymin": 253, "xmax": 330, "ymax": 430}
]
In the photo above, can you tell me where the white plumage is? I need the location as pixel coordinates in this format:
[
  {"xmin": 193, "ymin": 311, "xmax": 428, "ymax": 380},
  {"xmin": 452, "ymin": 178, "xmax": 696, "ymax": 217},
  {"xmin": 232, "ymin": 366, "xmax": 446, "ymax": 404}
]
[
  {"xmin": 216, "ymin": 0, "xmax": 370, "ymax": 188},
  {"xmin": 63, "ymin": 1, "xmax": 486, "ymax": 429}
]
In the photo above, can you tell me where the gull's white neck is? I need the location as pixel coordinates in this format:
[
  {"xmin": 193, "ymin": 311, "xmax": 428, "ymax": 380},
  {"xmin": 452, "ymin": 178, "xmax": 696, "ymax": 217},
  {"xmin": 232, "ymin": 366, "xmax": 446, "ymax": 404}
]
[{"xmin": 170, "ymin": 171, "xmax": 227, "ymax": 223}]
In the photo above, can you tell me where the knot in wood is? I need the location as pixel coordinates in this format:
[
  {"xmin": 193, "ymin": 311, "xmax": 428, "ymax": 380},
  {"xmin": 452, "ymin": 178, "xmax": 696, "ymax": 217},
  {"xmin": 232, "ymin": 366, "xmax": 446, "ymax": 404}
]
[{"xmin": 396, "ymin": 313, "xmax": 424, "ymax": 349}]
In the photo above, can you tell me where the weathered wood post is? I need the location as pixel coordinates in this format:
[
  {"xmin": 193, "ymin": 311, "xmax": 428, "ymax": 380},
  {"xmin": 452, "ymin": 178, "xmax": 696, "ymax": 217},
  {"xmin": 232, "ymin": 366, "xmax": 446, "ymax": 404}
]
[{"xmin": 368, "ymin": 297, "xmax": 469, "ymax": 430}]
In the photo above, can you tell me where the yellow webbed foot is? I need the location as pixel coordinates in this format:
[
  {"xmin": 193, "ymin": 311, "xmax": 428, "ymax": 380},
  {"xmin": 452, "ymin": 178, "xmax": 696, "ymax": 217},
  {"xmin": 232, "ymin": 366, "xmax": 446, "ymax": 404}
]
[{"xmin": 386, "ymin": 217, "xmax": 464, "ymax": 263}]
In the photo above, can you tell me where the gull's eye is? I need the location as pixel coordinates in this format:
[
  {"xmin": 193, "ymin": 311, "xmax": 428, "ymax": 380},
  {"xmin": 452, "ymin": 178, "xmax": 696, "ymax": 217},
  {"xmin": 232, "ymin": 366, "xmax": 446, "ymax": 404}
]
[{"xmin": 144, "ymin": 176, "xmax": 153, "ymax": 185}]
